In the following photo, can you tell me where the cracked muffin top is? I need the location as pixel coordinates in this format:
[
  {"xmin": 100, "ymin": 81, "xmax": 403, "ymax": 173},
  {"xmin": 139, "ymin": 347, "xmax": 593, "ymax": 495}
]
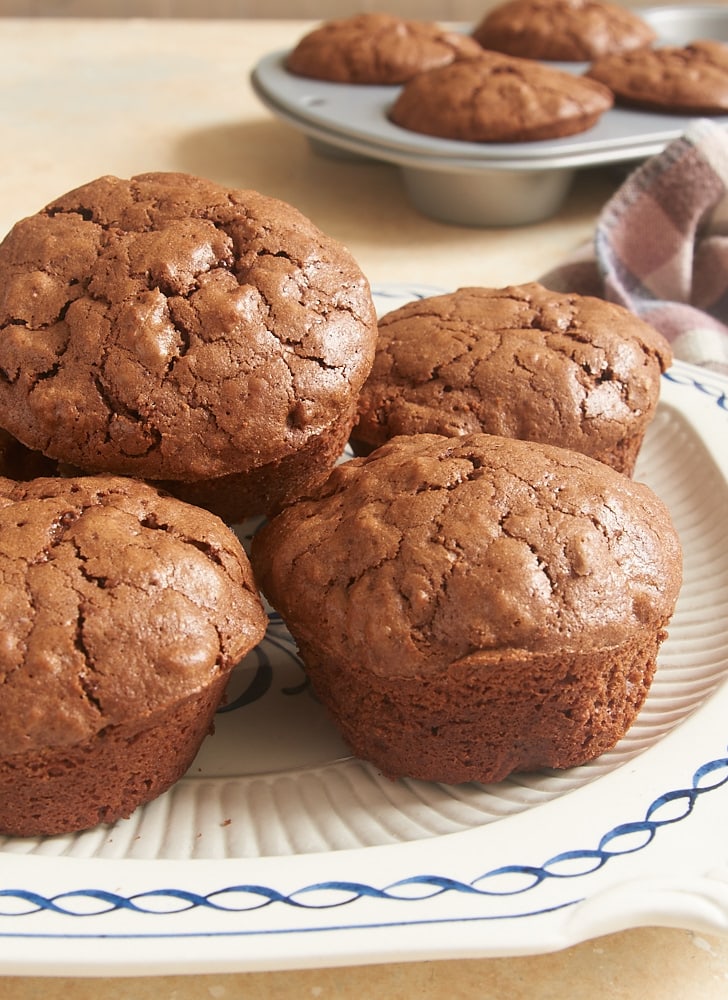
[
  {"xmin": 251, "ymin": 432, "xmax": 682, "ymax": 678},
  {"xmin": 0, "ymin": 474, "xmax": 267, "ymax": 757},
  {"xmin": 351, "ymin": 284, "xmax": 672, "ymax": 473},
  {"xmin": 286, "ymin": 12, "xmax": 483, "ymax": 84},
  {"xmin": 388, "ymin": 52, "xmax": 613, "ymax": 142},
  {"xmin": 586, "ymin": 41, "xmax": 728, "ymax": 113},
  {"xmin": 0, "ymin": 172, "xmax": 377, "ymax": 481},
  {"xmin": 472, "ymin": 0, "xmax": 657, "ymax": 62}
]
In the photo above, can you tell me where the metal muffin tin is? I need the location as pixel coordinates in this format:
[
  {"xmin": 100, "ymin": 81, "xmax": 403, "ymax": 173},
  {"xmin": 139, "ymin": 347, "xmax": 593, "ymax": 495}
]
[{"xmin": 251, "ymin": 5, "xmax": 728, "ymax": 226}]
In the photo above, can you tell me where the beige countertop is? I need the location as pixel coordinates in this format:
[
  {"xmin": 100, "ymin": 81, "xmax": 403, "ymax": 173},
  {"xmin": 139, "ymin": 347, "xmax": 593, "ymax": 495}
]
[{"xmin": 1, "ymin": 15, "xmax": 727, "ymax": 998}]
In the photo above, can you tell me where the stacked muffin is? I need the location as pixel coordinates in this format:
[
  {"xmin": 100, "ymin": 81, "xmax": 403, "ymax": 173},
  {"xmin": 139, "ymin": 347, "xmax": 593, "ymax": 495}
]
[
  {"xmin": 350, "ymin": 283, "xmax": 672, "ymax": 475},
  {"xmin": 0, "ymin": 171, "xmax": 378, "ymax": 522},
  {"xmin": 252, "ymin": 432, "xmax": 682, "ymax": 784},
  {"xmin": 0, "ymin": 474, "xmax": 269, "ymax": 837}
]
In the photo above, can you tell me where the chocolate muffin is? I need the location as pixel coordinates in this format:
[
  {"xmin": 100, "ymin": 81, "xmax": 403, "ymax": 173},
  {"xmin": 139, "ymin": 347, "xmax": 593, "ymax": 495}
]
[
  {"xmin": 586, "ymin": 40, "xmax": 728, "ymax": 114},
  {"xmin": 389, "ymin": 52, "xmax": 613, "ymax": 142},
  {"xmin": 252, "ymin": 433, "xmax": 682, "ymax": 786},
  {"xmin": 0, "ymin": 474, "xmax": 267, "ymax": 837},
  {"xmin": 286, "ymin": 12, "xmax": 483, "ymax": 84},
  {"xmin": 350, "ymin": 284, "xmax": 672, "ymax": 475},
  {"xmin": 473, "ymin": 0, "xmax": 657, "ymax": 62},
  {"xmin": 0, "ymin": 172, "xmax": 378, "ymax": 522}
]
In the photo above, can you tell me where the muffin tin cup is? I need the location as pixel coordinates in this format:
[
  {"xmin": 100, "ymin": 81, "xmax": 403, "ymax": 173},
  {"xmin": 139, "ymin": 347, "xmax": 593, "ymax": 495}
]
[
  {"xmin": 399, "ymin": 161, "xmax": 575, "ymax": 227},
  {"xmin": 251, "ymin": 5, "xmax": 728, "ymax": 227}
]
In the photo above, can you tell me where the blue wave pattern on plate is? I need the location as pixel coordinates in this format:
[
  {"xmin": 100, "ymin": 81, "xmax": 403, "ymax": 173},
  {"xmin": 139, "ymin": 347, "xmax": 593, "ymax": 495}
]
[
  {"xmin": 1, "ymin": 752, "xmax": 726, "ymax": 925},
  {"xmin": 663, "ymin": 367, "xmax": 728, "ymax": 411}
]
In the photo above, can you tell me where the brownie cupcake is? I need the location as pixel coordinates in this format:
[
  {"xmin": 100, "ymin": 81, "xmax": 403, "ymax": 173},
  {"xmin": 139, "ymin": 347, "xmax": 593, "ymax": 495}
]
[
  {"xmin": 351, "ymin": 284, "xmax": 672, "ymax": 475},
  {"xmin": 389, "ymin": 52, "xmax": 613, "ymax": 142},
  {"xmin": 0, "ymin": 474, "xmax": 267, "ymax": 837},
  {"xmin": 252, "ymin": 433, "xmax": 682, "ymax": 786},
  {"xmin": 473, "ymin": 0, "xmax": 657, "ymax": 62},
  {"xmin": 586, "ymin": 40, "xmax": 728, "ymax": 114},
  {"xmin": 0, "ymin": 172, "xmax": 378, "ymax": 522},
  {"xmin": 286, "ymin": 12, "xmax": 482, "ymax": 84}
]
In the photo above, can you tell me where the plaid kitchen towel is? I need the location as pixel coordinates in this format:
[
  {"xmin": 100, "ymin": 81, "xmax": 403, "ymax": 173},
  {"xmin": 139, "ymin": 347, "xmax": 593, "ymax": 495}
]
[{"xmin": 540, "ymin": 117, "xmax": 728, "ymax": 376}]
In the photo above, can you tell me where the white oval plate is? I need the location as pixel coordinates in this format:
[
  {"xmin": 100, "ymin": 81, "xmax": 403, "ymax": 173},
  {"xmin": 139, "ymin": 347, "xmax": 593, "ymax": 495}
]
[{"xmin": 0, "ymin": 284, "xmax": 727, "ymax": 975}]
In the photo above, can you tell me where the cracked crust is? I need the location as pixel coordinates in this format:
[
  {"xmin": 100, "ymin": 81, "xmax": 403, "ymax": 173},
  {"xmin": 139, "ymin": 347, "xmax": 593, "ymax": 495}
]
[
  {"xmin": 285, "ymin": 13, "xmax": 483, "ymax": 84},
  {"xmin": 251, "ymin": 432, "xmax": 682, "ymax": 784},
  {"xmin": 586, "ymin": 41, "xmax": 728, "ymax": 113},
  {"xmin": 350, "ymin": 284, "xmax": 672, "ymax": 475},
  {"xmin": 389, "ymin": 52, "xmax": 613, "ymax": 142},
  {"xmin": 0, "ymin": 172, "xmax": 377, "ymax": 519},
  {"xmin": 473, "ymin": 0, "xmax": 657, "ymax": 62},
  {"xmin": 0, "ymin": 473, "xmax": 267, "ymax": 835}
]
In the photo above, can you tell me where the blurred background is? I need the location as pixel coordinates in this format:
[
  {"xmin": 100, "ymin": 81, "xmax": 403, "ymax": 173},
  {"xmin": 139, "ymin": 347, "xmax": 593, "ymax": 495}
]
[{"xmin": 0, "ymin": 0, "xmax": 711, "ymax": 18}]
